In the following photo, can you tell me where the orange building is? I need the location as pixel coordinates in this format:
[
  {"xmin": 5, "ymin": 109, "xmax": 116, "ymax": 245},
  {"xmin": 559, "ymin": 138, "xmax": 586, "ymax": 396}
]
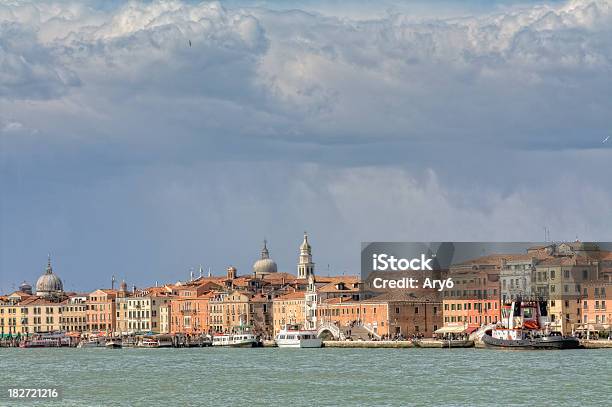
[
  {"xmin": 318, "ymin": 292, "xmax": 442, "ymax": 338},
  {"xmin": 581, "ymin": 279, "xmax": 611, "ymax": 336},
  {"xmin": 87, "ymin": 289, "xmax": 117, "ymax": 333},
  {"xmin": 272, "ymin": 291, "xmax": 305, "ymax": 335},
  {"xmin": 443, "ymin": 257, "xmax": 502, "ymax": 329},
  {"xmin": 170, "ymin": 285, "xmax": 213, "ymax": 334}
]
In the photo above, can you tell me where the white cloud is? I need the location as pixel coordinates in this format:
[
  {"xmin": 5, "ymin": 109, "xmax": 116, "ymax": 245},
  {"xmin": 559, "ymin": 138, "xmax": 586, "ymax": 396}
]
[
  {"xmin": 1, "ymin": 0, "xmax": 612, "ymax": 288},
  {"xmin": 1, "ymin": 0, "xmax": 611, "ymax": 147}
]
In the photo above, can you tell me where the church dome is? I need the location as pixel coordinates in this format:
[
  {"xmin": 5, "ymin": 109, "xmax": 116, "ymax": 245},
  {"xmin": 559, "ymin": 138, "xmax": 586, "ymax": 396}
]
[
  {"xmin": 19, "ymin": 281, "xmax": 32, "ymax": 295},
  {"xmin": 36, "ymin": 256, "xmax": 63, "ymax": 297},
  {"xmin": 253, "ymin": 240, "xmax": 278, "ymax": 276}
]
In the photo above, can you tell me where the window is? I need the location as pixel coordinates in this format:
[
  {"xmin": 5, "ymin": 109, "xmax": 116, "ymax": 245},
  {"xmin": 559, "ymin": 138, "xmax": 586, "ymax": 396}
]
[
  {"xmin": 395, "ymin": 307, "xmax": 400, "ymax": 314},
  {"xmin": 414, "ymin": 307, "xmax": 419, "ymax": 314},
  {"xmin": 550, "ymin": 270, "xmax": 555, "ymax": 279}
]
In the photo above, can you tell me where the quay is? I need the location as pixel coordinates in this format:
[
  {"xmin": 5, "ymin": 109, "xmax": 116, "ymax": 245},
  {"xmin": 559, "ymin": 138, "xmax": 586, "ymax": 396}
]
[
  {"xmin": 323, "ymin": 340, "xmax": 415, "ymax": 348},
  {"xmin": 580, "ymin": 340, "xmax": 612, "ymax": 349}
]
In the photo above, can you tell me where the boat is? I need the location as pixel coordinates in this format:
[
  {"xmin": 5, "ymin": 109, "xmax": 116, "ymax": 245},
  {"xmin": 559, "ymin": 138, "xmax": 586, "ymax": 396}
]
[
  {"xmin": 275, "ymin": 324, "xmax": 322, "ymax": 348},
  {"xmin": 77, "ymin": 336, "xmax": 106, "ymax": 348},
  {"xmin": 212, "ymin": 332, "xmax": 259, "ymax": 347},
  {"xmin": 137, "ymin": 337, "xmax": 160, "ymax": 348},
  {"xmin": 413, "ymin": 339, "xmax": 474, "ymax": 348},
  {"xmin": 481, "ymin": 299, "xmax": 581, "ymax": 350},
  {"xmin": 122, "ymin": 337, "xmax": 137, "ymax": 348},
  {"xmin": 155, "ymin": 335, "xmax": 173, "ymax": 348},
  {"xmin": 105, "ymin": 339, "xmax": 122, "ymax": 349},
  {"xmin": 20, "ymin": 332, "xmax": 71, "ymax": 348}
]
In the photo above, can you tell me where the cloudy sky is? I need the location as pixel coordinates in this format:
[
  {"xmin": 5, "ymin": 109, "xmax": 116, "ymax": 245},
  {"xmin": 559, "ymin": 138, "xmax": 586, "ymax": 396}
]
[{"xmin": 1, "ymin": 0, "xmax": 611, "ymax": 292}]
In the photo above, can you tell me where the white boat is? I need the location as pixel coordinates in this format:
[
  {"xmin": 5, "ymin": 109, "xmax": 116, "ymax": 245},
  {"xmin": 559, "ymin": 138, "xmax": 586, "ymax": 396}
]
[
  {"xmin": 212, "ymin": 332, "xmax": 259, "ymax": 347},
  {"xmin": 275, "ymin": 324, "xmax": 322, "ymax": 348},
  {"xmin": 20, "ymin": 332, "xmax": 71, "ymax": 348},
  {"xmin": 137, "ymin": 337, "xmax": 160, "ymax": 348},
  {"xmin": 105, "ymin": 339, "xmax": 122, "ymax": 349}
]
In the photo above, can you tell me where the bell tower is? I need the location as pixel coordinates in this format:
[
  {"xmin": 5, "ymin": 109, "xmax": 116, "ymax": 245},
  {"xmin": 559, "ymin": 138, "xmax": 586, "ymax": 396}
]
[{"xmin": 297, "ymin": 232, "xmax": 314, "ymax": 279}]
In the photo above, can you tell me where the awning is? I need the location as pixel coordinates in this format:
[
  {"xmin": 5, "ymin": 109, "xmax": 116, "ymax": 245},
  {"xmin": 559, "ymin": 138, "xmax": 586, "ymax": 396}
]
[
  {"xmin": 465, "ymin": 326, "xmax": 479, "ymax": 334},
  {"xmin": 435, "ymin": 325, "xmax": 467, "ymax": 334},
  {"xmin": 575, "ymin": 324, "xmax": 610, "ymax": 331}
]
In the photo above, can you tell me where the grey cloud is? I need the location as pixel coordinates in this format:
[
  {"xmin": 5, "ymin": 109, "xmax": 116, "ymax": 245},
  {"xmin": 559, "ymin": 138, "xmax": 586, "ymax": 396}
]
[{"xmin": 0, "ymin": 22, "xmax": 80, "ymax": 100}]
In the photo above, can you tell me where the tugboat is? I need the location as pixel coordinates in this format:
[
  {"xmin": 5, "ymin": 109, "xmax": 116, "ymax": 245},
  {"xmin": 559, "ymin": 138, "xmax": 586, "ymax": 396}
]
[{"xmin": 481, "ymin": 299, "xmax": 581, "ymax": 350}]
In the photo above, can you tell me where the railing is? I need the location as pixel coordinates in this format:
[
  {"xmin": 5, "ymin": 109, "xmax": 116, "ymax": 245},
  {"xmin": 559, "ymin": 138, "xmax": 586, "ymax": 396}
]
[
  {"xmin": 316, "ymin": 322, "xmax": 344, "ymax": 340},
  {"xmin": 362, "ymin": 323, "xmax": 381, "ymax": 340}
]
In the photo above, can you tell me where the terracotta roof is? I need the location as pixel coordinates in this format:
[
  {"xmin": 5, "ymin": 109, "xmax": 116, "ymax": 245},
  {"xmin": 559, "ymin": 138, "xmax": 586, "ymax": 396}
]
[
  {"xmin": 262, "ymin": 272, "xmax": 297, "ymax": 281},
  {"xmin": 274, "ymin": 291, "xmax": 305, "ymax": 301},
  {"xmin": 363, "ymin": 291, "xmax": 441, "ymax": 303},
  {"xmin": 317, "ymin": 281, "xmax": 360, "ymax": 293},
  {"xmin": 314, "ymin": 275, "xmax": 360, "ymax": 284},
  {"xmin": 536, "ymin": 256, "xmax": 595, "ymax": 266},
  {"xmin": 18, "ymin": 297, "xmax": 63, "ymax": 306},
  {"xmin": 250, "ymin": 293, "xmax": 271, "ymax": 302},
  {"xmin": 320, "ymin": 297, "xmax": 348, "ymax": 304}
]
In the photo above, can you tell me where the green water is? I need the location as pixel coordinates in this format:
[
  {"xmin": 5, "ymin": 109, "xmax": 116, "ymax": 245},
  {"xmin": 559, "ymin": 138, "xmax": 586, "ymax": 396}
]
[{"xmin": 0, "ymin": 348, "xmax": 610, "ymax": 406}]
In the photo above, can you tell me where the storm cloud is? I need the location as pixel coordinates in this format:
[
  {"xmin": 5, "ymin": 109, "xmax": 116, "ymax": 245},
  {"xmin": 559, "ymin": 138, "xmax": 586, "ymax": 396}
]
[{"xmin": 1, "ymin": 0, "xmax": 611, "ymax": 292}]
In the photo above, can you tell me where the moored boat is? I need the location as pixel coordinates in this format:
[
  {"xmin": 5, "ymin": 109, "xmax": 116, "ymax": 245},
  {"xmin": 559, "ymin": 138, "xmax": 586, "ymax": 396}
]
[
  {"xmin": 212, "ymin": 332, "xmax": 259, "ymax": 347},
  {"xmin": 20, "ymin": 332, "xmax": 71, "ymax": 348},
  {"xmin": 77, "ymin": 336, "xmax": 106, "ymax": 348},
  {"xmin": 137, "ymin": 337, "xmax": 160, "ymax": 348},
  {"xmin": 105, "ymin": 339, "xmax": 122, "ymax": 349},
  {"xmin": 414, "ymin": 339, "xmax": 474, "ymax": 348},
  {"xmin": 481, "ymin": 299, "xmax": 581, "ymax": 350},
  {"xmin": 275, "ymin": 324, "xmax": 322, "ymax": 348}
]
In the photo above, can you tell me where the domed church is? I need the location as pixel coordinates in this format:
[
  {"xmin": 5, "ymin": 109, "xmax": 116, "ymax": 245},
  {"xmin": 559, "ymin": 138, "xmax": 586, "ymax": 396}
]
[
  {"xmin": 252, "ymin": 240, "xmax": 278, "ymax": 278},
  {"xmin": 35, "ymin": 255, "xmax": 64, "ymax": 298}
]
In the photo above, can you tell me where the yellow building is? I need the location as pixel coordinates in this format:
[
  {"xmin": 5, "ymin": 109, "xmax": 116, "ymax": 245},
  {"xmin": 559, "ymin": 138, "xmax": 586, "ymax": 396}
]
[
  {"xmin": 126, "ymin": 288, "xmax": 172, "ymax": 334},
  {"xmin": 60, "ymin": 295, "xmax": 88, "ymax": 332},
  {"xmin": 0, "ymin": 292, "xmax": 32, "ymax": 336}
]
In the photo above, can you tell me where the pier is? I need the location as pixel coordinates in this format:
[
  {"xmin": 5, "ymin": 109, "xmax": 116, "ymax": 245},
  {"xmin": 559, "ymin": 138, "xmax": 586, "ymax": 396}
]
[{"xmin": 323, "ymin": 340, "xmax": 415, "ymax": 348}]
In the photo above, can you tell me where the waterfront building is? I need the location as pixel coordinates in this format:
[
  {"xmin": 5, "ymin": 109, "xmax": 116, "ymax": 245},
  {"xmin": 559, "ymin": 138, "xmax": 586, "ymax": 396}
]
[
  {"xmin": 115, "ymin": 281, "xmax": 131, "ymax": 335},
  {"xmin": 444, "ymin": 255, "xmax": 503, "ymax": 329},
  {"xmin": 126, "ymin": 287, "xmax": 172, "ymax": 334},
  {"xmin": 580, "ymin": 279, "xmax": 611, "ymax": 337},
  {"xmin": 87, "ymin": 289, "xmax": 117, "ymax": 333},
  {"xmin": 273, "ymin": 291, "xmax": 306, "ymax": 335},
  {"xmin": 317, "ymin": 292, "xmax": 442, "ymax": 338},
  {"xmin": 170, "ymin": 284, "xmax": 213, "ymax": 334},
  {"xmin": 60, "ymin": 294, "xmax": 88, "ymax": 332},
  {"xmin": 533, "ymin": 256, "xmax": 599, "ymax": 334},
  {"xmin": 0, "ymin": 292, "xmax": 33, "ymax": 336},
  {"xmin": 159, "ymin": 303, "xmax": 171, "ymax": 334},
  {"xmin": 16, "ymin": 297, "xmax": 64, "ymax": 334},
  {"xmin": 208, "ymin": 289, "xmax": 272, "ymax": 336}
]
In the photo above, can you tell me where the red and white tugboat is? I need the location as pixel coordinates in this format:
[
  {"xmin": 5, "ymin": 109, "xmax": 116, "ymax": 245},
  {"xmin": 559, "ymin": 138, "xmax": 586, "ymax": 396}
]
[{"xmin": 482, "ymin": 299, "xmax": 581, "ymax": 350}]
